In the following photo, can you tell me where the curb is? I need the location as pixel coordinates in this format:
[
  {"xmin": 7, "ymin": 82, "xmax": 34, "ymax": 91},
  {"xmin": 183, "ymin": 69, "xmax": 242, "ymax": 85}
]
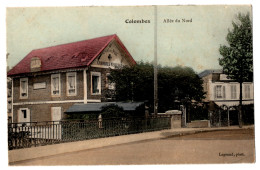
[{"xmin": 161, "ymin": 126, "xmax": 254, "ymax": 139}]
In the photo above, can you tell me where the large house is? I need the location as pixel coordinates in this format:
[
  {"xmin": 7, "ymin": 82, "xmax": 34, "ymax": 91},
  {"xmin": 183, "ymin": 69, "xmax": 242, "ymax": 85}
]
[
  {"xmin": 199, "ymin": 69, "xmax": 254, "ymax": 107},
  {"xmin": 7, "ymin": 34, "xmax": 136, "ymax": 123}
]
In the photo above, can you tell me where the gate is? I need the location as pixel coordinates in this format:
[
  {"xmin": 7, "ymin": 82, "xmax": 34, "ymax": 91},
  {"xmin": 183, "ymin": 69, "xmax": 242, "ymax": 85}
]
[{"xmin": 209, "ymin": 105, "xmax": 238, "ymax": 127}]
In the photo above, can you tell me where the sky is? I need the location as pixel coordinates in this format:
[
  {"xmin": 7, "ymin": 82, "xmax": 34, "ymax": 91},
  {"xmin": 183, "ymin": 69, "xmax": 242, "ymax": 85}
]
[{"xmin": 6, "ymin": 5, "xmax": 252, "ymax": 73}]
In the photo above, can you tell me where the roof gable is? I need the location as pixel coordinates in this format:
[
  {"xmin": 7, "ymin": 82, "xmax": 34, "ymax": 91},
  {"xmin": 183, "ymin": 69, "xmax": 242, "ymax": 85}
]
[
  {"xmin": 90, "ymin": 40, "xmax": 134, "ymax": 69},
  {"xmin": 8, "ymin": 34, "xmax": 135, "ymax": 76}
]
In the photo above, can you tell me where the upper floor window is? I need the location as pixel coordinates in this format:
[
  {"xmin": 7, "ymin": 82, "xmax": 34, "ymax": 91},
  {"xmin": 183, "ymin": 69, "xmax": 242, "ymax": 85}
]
[
  {"xmin": 244, "ymin": 84, "xmax": 251, "ymax": 99},
  {"xmin": 51, "ymin": 74, "xmax": 60, "ymax": 96},
  {"xmin": 20, "ymin": 78, "xmax": 28, "ymax": 99},
  {"xmin": 66, "ymin": 72, "xmax": 77, "ymax": 96},
  {"xmin": 230, "ymin": 85, "xmax": 237, "ymax": 99},
  {"xmin": 91, "ymin": 72, "xmax": 101, "ymax": 95},
  {"xmin": 214, "ymin": 85, "xmax": 225, "ymax": 99}
]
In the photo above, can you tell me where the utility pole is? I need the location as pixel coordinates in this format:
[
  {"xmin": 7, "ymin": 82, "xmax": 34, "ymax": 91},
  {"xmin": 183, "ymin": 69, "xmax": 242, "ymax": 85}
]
[{"xmin": 154, "ymin": 5, "xmax": 158, "ymax": 115}]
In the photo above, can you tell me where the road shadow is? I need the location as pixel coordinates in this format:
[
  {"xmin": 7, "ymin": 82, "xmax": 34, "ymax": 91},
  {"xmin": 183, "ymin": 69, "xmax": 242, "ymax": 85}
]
[{"xmin": 160, "ymin": 129, "xmax": 254, "ymax": 140}]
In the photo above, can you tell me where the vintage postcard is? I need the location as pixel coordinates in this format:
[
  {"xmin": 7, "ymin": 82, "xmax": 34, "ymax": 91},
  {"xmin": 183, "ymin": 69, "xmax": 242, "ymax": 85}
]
[{"xmin": 5, "ymin": 5, "xmax": 255, "ymax": 165}]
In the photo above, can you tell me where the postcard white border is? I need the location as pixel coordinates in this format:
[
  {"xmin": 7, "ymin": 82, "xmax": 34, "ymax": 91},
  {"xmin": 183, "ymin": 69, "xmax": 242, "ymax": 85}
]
[{"xmin": 0, "ymin": 0, "xmax": 259, "ymax": 170}]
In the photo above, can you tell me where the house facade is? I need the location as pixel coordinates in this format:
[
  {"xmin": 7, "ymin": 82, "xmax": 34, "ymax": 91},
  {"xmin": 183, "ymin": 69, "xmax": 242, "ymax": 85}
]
[
  {"xmin": 199, "ymin": 69, "xmax": 254, "ymax": 107},
  {"xmin": 8, "ymin": 34, "xmax": 136, "ymax": 123},
  {"xmin": 7, "ymin": 77, "xmax": 12, "ymax": 123}
]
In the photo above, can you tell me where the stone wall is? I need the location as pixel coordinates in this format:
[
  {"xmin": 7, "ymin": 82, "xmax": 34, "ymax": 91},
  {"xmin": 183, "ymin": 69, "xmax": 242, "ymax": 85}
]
[{"xmin": 187, "ymin": 120, "xmax": 210, "ymax": 128}]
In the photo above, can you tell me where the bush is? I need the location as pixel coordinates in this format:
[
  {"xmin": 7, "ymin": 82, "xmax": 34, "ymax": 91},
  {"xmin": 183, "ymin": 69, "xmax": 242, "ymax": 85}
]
[
  {"xmin": 101, "ymin": 104, "xmax": 127, "ymax": 119},
  {"xmin": 64, "ymin": 113, "xmax": 98, "ymax": 120}
]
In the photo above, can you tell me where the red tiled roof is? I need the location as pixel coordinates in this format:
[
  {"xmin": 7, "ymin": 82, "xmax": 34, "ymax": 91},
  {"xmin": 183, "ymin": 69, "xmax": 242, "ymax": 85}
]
[{"xmin": 8, "ymin": 34, "xmax": 136, "ymax": 76}]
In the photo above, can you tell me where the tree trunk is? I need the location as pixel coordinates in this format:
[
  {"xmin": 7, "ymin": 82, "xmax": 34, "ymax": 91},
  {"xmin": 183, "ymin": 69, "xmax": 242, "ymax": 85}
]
[{"xmin": 238, "ymin": 81, "xmax": 243, "ymax": 128}]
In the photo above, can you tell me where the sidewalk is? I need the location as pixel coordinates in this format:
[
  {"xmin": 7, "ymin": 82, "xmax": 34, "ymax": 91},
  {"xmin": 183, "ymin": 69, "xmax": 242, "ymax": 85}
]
[{"xmin": 9, "ymin": 125, "xmax": 254, "ymax": 163}]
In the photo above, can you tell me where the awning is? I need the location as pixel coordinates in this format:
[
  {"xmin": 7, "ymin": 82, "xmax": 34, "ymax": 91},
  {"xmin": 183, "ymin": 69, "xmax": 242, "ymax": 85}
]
[{"xmin": 65, "ymin": 102, "xmax": 145, "ymax": 113}]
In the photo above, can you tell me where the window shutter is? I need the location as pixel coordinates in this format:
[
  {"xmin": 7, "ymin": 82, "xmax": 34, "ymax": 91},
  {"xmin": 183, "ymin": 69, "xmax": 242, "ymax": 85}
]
[
  {"xmin": 234, "ymin": 85, "xmax": 237, "ymax": 99},
  {"xmin": 223, "ymin": 86, "xmax": 226, "ymax": 99},
  {"xmin": 214, "ymin": 86, "xmax": 217, "ymax": 99},
  {"xmin": 248, "ymin": 85, "xmax": 250, "ymax": 98},
  {"xmin": 245, "ymin": 85, "xmax": 250, "ymax": 98},
  {"xmin": 27, "ymin": 109, "xmax": 31, "ymax": 123},
  {"xmin": 98, "ymin": 76, "xmax": 101, "ymax": 92},
  {"xmin": 231, "ymin": 85, "xmax": 235, "ymax": 99}
]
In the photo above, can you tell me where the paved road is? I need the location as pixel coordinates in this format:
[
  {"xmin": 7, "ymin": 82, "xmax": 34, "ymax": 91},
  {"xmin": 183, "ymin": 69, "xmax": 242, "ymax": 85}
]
[{"xmin": 12, "ymin": 129, "xmax": 255, "ymax": 165}]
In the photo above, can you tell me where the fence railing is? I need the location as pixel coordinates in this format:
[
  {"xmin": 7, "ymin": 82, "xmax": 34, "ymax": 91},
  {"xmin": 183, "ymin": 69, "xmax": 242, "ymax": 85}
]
[{"xmin": 8, "ymin": 116, "xmax": 171, "ymax": 150}]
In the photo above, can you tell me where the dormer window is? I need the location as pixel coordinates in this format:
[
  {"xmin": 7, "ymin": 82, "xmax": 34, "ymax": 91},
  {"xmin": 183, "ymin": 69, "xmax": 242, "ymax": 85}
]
[{"xmin": 30, "ymin": 57, "xmax": 41, "ymax": 72}]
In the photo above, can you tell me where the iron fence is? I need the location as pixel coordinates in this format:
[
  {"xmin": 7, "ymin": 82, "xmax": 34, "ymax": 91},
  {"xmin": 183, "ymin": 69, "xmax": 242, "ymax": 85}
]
[{"xmin": 8, "ymin": 116, "xmax": 171, "ymax": 150}]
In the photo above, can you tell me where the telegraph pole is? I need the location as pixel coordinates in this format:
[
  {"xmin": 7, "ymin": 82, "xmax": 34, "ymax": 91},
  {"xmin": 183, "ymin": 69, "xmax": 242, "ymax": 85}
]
[{"xmin": 154, "ymin": 6, "xmax": 158, "ymax": 115}]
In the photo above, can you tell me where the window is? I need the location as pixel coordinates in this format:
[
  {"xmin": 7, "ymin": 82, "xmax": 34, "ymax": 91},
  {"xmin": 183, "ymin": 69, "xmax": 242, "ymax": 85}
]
[
  {"xmin": 214, "ymin": 85, "xmax": 225, "ymax": 99},
  {"xmin": 245, "ymin": 84, "xmax": 250, "ymax": 99},
  {"xmin": 231, "ymin": 85, "xmax": 237, "ymax": 99},
  {"xmin": 91, "ymin": 72, "xmax": 101, "ymax": 95},
  {"xmin": 66, "ymin": 72, "xmax": 77, "ymax": 96},
  {"xmin": 20, "ymin": 78, "xmax": 28, "ymax": 99},
  {"xmin": 106, "ymin": 73, "xmax": 115, "ymax": 90},
  {"xmin": 51, "ymin": 74, "xmax": 60, "ymax": 96},
  {"xmin": 215, "ymin": 85, "xmax": 222, "ymax": 98}
]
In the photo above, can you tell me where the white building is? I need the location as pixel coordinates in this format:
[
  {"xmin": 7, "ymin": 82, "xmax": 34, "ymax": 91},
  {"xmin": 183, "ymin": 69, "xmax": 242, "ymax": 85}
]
[{"xmin": 199, "ymin": 69, "xmax": 254, "ymax": 107}]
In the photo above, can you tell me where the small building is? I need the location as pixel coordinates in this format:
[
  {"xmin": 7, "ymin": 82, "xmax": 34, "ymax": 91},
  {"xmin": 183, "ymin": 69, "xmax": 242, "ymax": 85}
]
[
  {"xmin": 7, "ymin": 34, "xmax": 136, "ymax": 123},
  {"xmin": 199, "ymin": 69, "xmax": 254, "ymax": 107}
]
